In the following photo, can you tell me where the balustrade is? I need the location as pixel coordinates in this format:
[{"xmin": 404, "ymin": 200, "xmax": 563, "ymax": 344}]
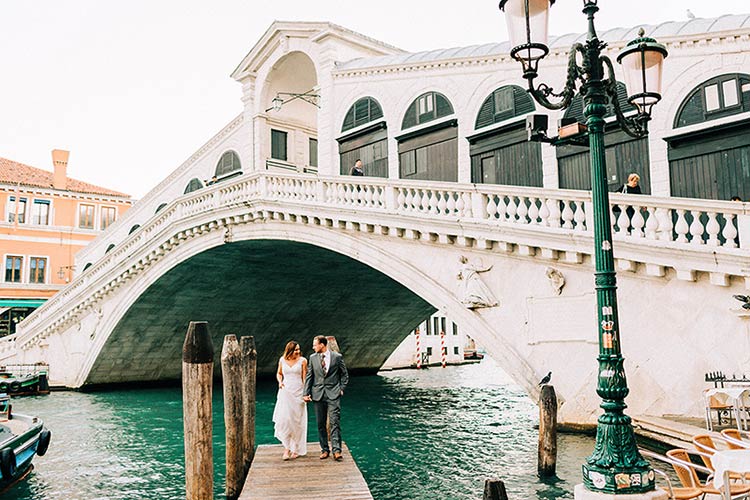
[{"xmin": 6, "ymin": 172, "xmax": 748, "ymax": 351}]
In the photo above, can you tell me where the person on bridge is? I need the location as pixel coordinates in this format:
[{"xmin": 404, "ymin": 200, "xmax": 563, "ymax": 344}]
[
  {"xmin": 303, "ymin": 335, "xmax": 349, "ymax": 461},
  {"xmin": 349, "ymin": 159, "xmax": 364, "ymax": 176},
  {"xmin": 273, "ymin": 341, "xmax": 308, "ymax": 460}
]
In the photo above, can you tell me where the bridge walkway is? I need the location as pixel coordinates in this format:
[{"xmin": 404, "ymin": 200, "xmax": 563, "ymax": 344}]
[{"xmin": 240, "ymin": 442, "xmax": 372, "ymax": 499}]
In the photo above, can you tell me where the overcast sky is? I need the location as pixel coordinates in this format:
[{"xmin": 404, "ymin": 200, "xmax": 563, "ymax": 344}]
[{"xmin": 1, "ymin": 1, "xmax": 747, "ymax": 198}]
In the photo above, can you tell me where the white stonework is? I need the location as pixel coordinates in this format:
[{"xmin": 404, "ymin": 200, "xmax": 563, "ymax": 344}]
[{"xmin": 2, "ymin": 19, "xmax": 749, "ymax": 427}]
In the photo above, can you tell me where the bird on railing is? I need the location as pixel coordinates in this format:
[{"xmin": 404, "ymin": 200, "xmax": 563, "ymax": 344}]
[
  {"xmin": 538, "ymin": 371, "xmax": 552, "ymax": 386},
  {"xmin": 733, "ymin": 295, "xmax": 750, "ymax": 309}
]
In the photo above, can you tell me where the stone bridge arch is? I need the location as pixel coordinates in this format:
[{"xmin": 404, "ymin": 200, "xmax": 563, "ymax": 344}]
[{"xmin": 74, "ymin": 221, "xmax": 543, "ymax": 401}]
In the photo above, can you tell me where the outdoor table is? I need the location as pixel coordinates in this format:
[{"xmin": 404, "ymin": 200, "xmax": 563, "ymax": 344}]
[
  {"xmin": 711, "ymin": 449, "xmax": 750, "ymax": 498},
  {"xmin": 705, "ymin": 387, "xmax": 750, "ymax": 431}
]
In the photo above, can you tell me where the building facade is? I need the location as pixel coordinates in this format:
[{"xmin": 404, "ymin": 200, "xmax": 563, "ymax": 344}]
[
  {"xmin": 0, "ymin": 150, "xmax": 132, "ymax": 336},
  {"xmin": 381, "ymin": 312, "xmax": 470, "ymax": 369}
]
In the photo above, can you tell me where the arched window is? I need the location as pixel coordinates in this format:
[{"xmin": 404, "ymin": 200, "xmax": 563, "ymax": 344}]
[
  {"xmin": 105, "ymin": 244, "xmax": 115, "ymax": 253},
  {"xmin": 184, "ymin": 178, "xmax": 203, "ymax": 194},
  {"xmin": 475, "ymin": 85, "xmax": 535, "ymax": 129},
  {"xmin": 128, "ymin": 224, "xmax": 141, "ymax": 235},
  {"xmin": 341, "ymin": 97, "xmax": 384, "ymax": 132},
  {"xmin": 155, "ymin": 203, "xmax": 168, "ymax": 214},
  {"xmin": 667, "ymin": 73, "xmax": 750, "ymax": 200},
  {"xmin": 674, "ymin": 73, "xmax": 750, "ymax": 128},
  {"xmin": 83, "ymin": 263, "xmax": 93, "ymax": 271},
  {"xmin": 556, "ymin": 82, "xmax": 650, "ymax": 193},
  {"xmin": 468, "ymin": 85, "xmax": 540, "ymax": 187},
  {"xmin": 401, "ymin": 92, "xmax": 454, "ymax": 130},
  {"xmin": 397, "ymin": 92, "xmax": 457, "ymax": 182},
  {"xmin": 214, "ymin": 151, "xmax": 241, "ymax": 178}
]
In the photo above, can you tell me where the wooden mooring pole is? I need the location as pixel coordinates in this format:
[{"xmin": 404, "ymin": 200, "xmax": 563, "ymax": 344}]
[
  {"xmin": 240, "ymin": 336, "xmax": 257, "ymax": 477},
  {"xmin": 182, "ymin": 321, "xmax": 214, "ymax": 500},
  {"xmin": 483, "ymin": 479, "xmax": 509, "ymax": 500},
  {"xmin": 222, "ymin": 335, "xmax": 243, "ymax": 500},
  {"xmin": 538, "ymin": 384, "xmax": 558, "ymax": 477}
]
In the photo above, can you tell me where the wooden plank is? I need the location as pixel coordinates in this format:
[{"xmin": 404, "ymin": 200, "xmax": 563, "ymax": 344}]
[{"xmin": 239, "ymin": 442, "xmax": 373, "ymax": 500}]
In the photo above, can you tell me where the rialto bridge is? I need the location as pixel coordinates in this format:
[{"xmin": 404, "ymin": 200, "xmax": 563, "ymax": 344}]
[
  {"xmin": 3, "ymin": 18, "xmax": 750, "ymax": 425},
  {"xmin": 2, "ymin": 172, "xmax": 749, "ymax": 424}
]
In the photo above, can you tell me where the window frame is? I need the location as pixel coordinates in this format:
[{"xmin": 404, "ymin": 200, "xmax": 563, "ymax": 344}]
[
  {"xmin": 100, "ymin": 205, "xmax": 117, "ymax": 230},
  {"xmin": 78, "ymin": 203, "xmax": 96, "ymax": 230},
  {"xmin": 214, "ymin": 150, "xmax": 242, "ymax": 179},
  {"xmin": 32, "ymin": 199, "xmax": 51, "ymax": 226},
  {"xmin": 271, "ymin": 129, "xmax": 289, "ymax": 162},
  {"xmin": 28, "ymin": 255, "xmax": 48, "ymax": 284},
  {"xmin": 4, "ymin": 255, "xmax": 23, "ymax": 283},
  {"xmin": 7, "ymin": 196, "xmax": 28, "ymax": 224},
  {"xmin": 309, "ymin": 138, "xmax": 318, "ymax": 168}
]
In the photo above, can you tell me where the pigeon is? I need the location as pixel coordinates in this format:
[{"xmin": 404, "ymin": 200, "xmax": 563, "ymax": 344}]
[
  {"xmin": 733, "ymin": 295, "xmax": 750, "ymax": 310},
  {"xmin": 686, "ymin": 9, "xmax": 696, "ymax": 20},
  {"xmin": 538, "ymin": 371, "xmax": 552, "ymax": 386}
]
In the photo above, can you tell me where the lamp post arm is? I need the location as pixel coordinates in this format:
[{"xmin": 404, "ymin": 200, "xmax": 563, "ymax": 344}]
[
  {"xmin": 527, "ymin": 43, "xmax": 585, "ymax": 111},
  {"xmin": 601, "ymin": 55, "xmax": 649, "ymax": 138}
]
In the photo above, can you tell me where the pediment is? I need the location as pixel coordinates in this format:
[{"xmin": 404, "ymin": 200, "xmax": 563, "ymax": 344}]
[{"xmin": 230, "ymin": 21, "xmax": 405, "ymax": 81}]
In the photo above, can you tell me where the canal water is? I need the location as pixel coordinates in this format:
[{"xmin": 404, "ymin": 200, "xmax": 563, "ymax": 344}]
[{"xmin": 7, "ymin": 358, "xmax": 593, "ymax": 499}]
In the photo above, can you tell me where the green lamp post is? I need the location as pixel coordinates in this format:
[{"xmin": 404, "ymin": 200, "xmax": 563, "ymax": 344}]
[{"xmin": 498, "ymin": 0, "xmax": 668, "ymax": 494}]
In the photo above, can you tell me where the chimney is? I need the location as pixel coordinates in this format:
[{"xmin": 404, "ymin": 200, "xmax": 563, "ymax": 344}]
[{"xmin": 51, "ymin": 149, "xmax": 69, "ymax": 190}]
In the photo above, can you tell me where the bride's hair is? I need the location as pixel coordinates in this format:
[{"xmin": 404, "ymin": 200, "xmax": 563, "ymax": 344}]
[{"xmin": 283, "ymin": 341, "xmax": 299, "ymax": 360}]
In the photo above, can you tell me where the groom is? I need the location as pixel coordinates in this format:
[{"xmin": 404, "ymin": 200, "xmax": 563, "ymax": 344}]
[{"xmin": 303, "ymin": 335, "xmax": 349, "ymax": 461}]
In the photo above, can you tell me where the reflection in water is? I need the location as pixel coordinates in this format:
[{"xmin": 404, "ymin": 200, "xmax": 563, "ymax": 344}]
[{"xmin": 7, "ymin": 358, "xmax": 593, "ymax": 499}]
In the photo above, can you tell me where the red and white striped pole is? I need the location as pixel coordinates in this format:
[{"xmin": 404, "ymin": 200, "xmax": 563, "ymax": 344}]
[
  {"xmin": 415, "ymin": 327, "xmax": 422, "ymax": 369},
  {"xmin": 440, "ymin": 331, "xmax": 446, "ymax": 368}
]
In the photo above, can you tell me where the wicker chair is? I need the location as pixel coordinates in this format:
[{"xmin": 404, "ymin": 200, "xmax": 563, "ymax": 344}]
[
  {"xmin": 639, "ymin": 449, "xmax": 704, "ymax": 499},
  {"xmin": 666, "ymin": 448, "xmax": 750, "ymax": 499}
]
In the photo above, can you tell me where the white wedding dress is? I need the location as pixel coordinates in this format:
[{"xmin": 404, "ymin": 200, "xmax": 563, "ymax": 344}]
[{"xmin": 272, "ymin": 357, "xmax": 307, "ymax": 456}]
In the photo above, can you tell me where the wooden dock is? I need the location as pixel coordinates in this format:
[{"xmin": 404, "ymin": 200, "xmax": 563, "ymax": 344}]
[
  {"xmin": 239, "ymin": 442, "xmax": 373, "ymax": 500},
  {"xmin": 633, "ymin": 414, "xmax": 725, "ymax": 449}
]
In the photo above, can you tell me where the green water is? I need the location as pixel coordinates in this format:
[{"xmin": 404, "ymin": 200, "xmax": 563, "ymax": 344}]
[{"xmin": 6, "ymin": 359, "xmax": 593, "ymax": 499}]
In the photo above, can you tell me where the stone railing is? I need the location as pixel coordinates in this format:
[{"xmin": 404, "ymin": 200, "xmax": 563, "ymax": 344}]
[{"xmin": 4, "ymin": 172, "xmax": 748, "ymax": 353}]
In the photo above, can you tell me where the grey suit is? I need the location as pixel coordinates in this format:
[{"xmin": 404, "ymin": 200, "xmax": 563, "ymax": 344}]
[{"xmin": 303, "ymin": 350, "xmax": 349, "ymax": 454}]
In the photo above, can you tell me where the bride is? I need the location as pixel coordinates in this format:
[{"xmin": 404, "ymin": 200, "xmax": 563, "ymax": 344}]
[{"xmin": 272, "ymin": 341, "xmax": 308, "ymax": 459}]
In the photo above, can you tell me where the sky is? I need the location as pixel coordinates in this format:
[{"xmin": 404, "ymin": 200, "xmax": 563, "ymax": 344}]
[{"xmin": 1, "ymin": 1, "xmax": 748, "ymax": 199}]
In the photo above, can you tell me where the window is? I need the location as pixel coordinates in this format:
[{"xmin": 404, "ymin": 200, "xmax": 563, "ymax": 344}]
[
  {"xmin": 475, "ymin": 85, "xmax": 535, "ymax": 129},
  {"xmin": 425, "ymin": 319, "xmax": 431, "ymax": 336},
  {"xmin": 5, "ymin": 256, "xmax": 22, "ymax": 283},
  {"xmin": 79, "ymin": 204, "xmax": 95, "ymax": 229},
  {"xmin": 426, "ymin": 347, "xmax": 433, "ymax": 356},
  {"xmin": 32, "ymin": 200, "xmax": 50, "ymax": 225},
  {"xmin": 433, "ymin": 317, "xmax": 440, "ymax": 335},
  {"xmin": 100, "ymin": 206, "xmax": 116, "ymax": 230},
  {"xmin": 271, "ymin": 129, "xmax": 288, "ymax": 161},
  {"xmin": 309, "ymin": 138, "xmax": 318, "ymax": 167},
  {"xmin": 341, "ymin": 97, "xmax": 384, "ymax": 132},
  {"xmin": 402, "ymin": 92, "xmax": 454, "ymax": 129},
  {"xmin": 214, "ymin": 151, "xmax": 241, "ymax": 178},
  {"xmin": 29, "ymin": 257, "xmax": 46, "ymax": 284},
  {"xmin": 454, "ymin": 346, "xmax": 459, "ymax": 355},
  {"xmin": 7, "ymin": 197, "xmax": 27, "ymax": 224},
  {"xmin": 675, "ymin": 73, "xmax": 750, "ymax": 128},
  {"xmin": 184, "ymin": 178, "xmax": 203, "ymax": 194},
  {"xmin": 452, "ymin": 322, "xmax": 458, "ymax": 336}
]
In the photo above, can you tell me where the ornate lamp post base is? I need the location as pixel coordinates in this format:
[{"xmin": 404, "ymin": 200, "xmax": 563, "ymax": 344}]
[{"xmin": 574, "ymin": 484, "xmax": 668, "ymax": 500}]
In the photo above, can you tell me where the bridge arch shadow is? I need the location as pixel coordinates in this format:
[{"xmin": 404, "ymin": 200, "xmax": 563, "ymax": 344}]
[{"xmin": 83, "ymin": 226, "xmax": 538, "ymax": 396}]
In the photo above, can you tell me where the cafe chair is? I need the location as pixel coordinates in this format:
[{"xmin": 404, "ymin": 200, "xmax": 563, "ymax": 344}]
[
  {"xmin": 639, "ymin": 449, "xmax": 704, "ymax": 499},
  {"xmin": 666, "ymin": 448, "xmax": 750, "ymax": 499},
  {"xmin": 722, "ymin": 429, "xmax": 750, "ymax": 450},
  {"xmin": 706, "ymin": 390, "xmax": 737, "ymax": 431},
  {"xmin": 693, "ymin": 434, "xmax": 750, "ymax": 481}
]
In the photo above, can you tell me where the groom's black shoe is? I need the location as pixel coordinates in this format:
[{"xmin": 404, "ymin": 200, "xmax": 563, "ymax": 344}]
[
  {"xmin": 333, "ymin": 452, "xmax": 343, "ymax": 461},
  {"xmin": 319, "ymin": 451, "xmax": 330, "ymax": 459}
]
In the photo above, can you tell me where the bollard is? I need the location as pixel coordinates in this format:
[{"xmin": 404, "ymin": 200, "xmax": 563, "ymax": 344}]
[
  {"xmin": 483, "ymin": 478, "xmax": 509, "ymax": 500},
  {"xmin": 182, "ymin": 321, "xmax": 214, "ymax": 500},
  {"xmin": 538, "ymin": 384, "xmax": 558, "ymax": 477},
  {"xmin": 240, "ymin": 336, "xmax": 257, "ymax": 477},
  {"xmin": 221, "ymin": 335, "xmax": 243, "ymax": 500}
]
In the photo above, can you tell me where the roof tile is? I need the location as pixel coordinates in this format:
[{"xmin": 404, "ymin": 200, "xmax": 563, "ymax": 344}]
[{"xmin": 0, "ymin": 157, "xmax": 131, "ymax": 198}]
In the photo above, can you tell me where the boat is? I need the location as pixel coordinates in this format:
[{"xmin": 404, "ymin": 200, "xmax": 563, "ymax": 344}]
[
  {"xmin": 0, "ymin": 364, "xmax": 50, "ymax": 397},
  {"xmin": 0, "ymin": 393, "xmax": 50, "ymax": 493},
  {"xmin": 463, "ymin": 349, "xmax": 484, "ymax": 361}
]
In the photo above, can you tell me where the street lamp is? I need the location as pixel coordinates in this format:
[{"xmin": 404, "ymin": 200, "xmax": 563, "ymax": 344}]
[{"xmin": 499, "ymin": 0, "xmax": 667, "ymax": 495}]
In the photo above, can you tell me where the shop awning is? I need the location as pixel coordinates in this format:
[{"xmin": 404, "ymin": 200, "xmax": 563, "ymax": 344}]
[{"xmin": 0, "ymin": 299, "xmax": 46, "ymax": 308}]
